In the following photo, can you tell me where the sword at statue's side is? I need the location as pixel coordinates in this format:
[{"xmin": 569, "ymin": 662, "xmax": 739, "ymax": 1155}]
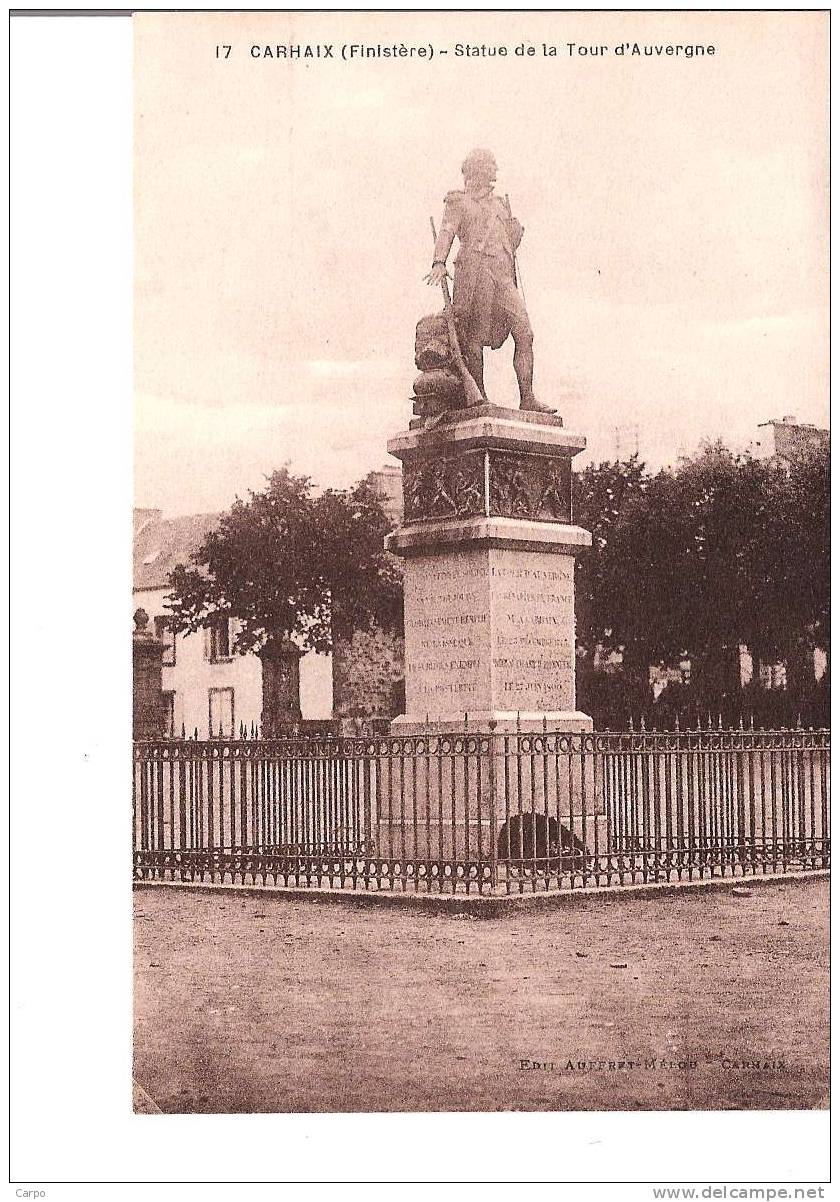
[
  {"xmin": 505, "ymin": 192, "xmax": 527, "ymax": 308},
  {"xmin": 426, "ymin": 217, "xmax": 484, "ymax": 410}
]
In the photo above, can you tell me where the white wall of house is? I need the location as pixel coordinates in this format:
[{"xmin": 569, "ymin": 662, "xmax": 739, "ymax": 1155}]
[
  {"xmin": 134, "ymin": 586, "xmax": 262, "ymax": 736},
  {"xmin": 300, "ymin": 654, "xmax": 333, "ymax": 719},
  {"xmin": 739, "ymin": 645, "xmax": 753, "ymax": 687},
  {"xmin": 134, "ymin": 586, "xmax": 333, "ymax": 733}
]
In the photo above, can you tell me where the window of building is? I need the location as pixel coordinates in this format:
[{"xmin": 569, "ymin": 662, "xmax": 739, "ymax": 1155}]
[
  {"xmin": 209, "ymin": 687, "xmax": 235, "ymax": 738},
  {"xmin": 206, "ymin": 616, "xmax": 233, "ymax": 662},
  {"xmin": 154, "ymin": 616, "xmax": 177, "ymax": 667},
  {"xmin": 162, "ymin": 690, "xmax": 176, "ymax": 737}
]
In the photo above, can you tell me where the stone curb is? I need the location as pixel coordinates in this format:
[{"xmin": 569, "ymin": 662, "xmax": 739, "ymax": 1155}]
[{"xmin": 133, "ymin": 868, "xmax": 829, "ymax": 919}]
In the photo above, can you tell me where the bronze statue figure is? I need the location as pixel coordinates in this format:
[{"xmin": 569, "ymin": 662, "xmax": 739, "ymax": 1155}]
[{"xmin": 425, "ymin": 148, "xmax": 555, "ymax": 414}]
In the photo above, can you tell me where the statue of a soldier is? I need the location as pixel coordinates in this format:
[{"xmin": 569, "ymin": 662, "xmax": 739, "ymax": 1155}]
[{"xmin": 425, "ymin": 148, "xmax": 555, "ymax": 414}]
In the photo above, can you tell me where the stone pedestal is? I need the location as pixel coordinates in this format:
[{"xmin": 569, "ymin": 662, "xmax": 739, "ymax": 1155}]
[
  {"xmin": 378, "ymin": 406, "xmax": 597, "ymax": 873},
  {"xmin": 385, "ymin": 405, "xmax": 592, "ymax": 732},
  {"xmin": 133, "ymin": 608, "xmax": 166, "ymax": 740}
]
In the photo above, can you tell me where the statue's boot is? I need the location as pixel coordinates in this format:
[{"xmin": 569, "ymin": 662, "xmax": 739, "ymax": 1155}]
[{"xmin": 519, "ymin": 395, "xmax": 558, "ymax": 415}]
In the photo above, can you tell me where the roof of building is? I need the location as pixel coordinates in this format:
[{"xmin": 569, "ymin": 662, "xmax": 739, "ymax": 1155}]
[
  {"xmin": 758, "ymin": 415, "xmax": 828, "ymax": 433},
  {"xmin": 133, "ymin": 511, "xmax": 219, "ymax": 591},
  {"xmin": 134, "ymin": 471, "xmax": 405, "ymax": 592}
]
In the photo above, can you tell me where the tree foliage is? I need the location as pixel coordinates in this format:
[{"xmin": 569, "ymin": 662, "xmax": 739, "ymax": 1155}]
[
  {"xmin": 573, "ymin": 440, "xmax": 829, "ymax": 720},
  {"xmin": 165, "ymin": 467, "xmax": 402, "ymax": 656}
]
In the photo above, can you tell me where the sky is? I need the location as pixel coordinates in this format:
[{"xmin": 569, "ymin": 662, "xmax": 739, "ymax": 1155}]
[{"xmin": 134, "ymin": 10, "xmax": 828, "ymax": 516}]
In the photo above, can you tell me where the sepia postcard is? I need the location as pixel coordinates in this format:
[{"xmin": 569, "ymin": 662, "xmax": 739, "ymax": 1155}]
[
  {"xmin": 130, "ymin": 6, "xmax": 829, "ymax": 1134},
  {"xmin": 12, "ymin": 4, "xmax": 830, "ymax": 1191}
]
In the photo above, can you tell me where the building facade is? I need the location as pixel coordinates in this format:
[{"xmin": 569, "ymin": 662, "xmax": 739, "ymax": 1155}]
[
  {"xmin": 752, "ymin": 414, "xmax": 829, "ymax": 464},
  {"xmin": 133, "ymin": 509, "xmax": 332, "ymax": 737}
]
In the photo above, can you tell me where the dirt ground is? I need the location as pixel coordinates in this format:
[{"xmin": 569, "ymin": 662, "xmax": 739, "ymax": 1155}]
[{"xmin": 133, "ymin": 878, "xmax": 828, "ymax": 1113}]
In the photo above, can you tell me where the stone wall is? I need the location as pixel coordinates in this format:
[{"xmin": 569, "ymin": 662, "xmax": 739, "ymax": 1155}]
[{"xmin": 332, "ymin": 625, "xmax": 405, "ymax": 719}]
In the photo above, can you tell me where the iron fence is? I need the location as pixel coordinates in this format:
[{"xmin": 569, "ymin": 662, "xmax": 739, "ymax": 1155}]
[{"xmin": 133, "ymin": 726, "xmax": 830, "ymax": 894}]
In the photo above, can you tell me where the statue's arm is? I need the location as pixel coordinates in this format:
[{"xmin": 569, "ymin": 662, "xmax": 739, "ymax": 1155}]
[
  {"xmin": 433, "ymin": 223, "xmax": 456, "ymax": 266},
  {"xmin": 432, "ymin": 191, "xmax": 463, "ymax": 265},
  {"xmin": 425, "ymin": 192, "xmax": 462, "ymax": 286}
]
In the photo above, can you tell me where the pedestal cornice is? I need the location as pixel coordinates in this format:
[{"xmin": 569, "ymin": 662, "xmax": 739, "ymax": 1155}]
[
  {"xmin": 388, "ymin": 407, "xmax": 586, "ymax": 461},
  {"xmin": 386, "ymin": 516, "xmax": 592, "ymax": 558}
]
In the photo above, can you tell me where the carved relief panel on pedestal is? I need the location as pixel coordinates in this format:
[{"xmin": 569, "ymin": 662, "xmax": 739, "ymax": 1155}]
[
  {"xmin": 403, "ymin": 451, "xmax": 486, "ymax": 522},
  {"xmin": 402, "ymin": 449, "xmax": 572, "ymax": 525},
  {"xmin": 488, "ymin": 452, "xmax": 571, "ymax": 522}
]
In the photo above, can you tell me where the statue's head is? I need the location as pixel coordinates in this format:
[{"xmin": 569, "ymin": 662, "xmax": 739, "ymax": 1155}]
[{"xmin": 461, "ymin": 148, "xmax": 497, "ymax": 186}]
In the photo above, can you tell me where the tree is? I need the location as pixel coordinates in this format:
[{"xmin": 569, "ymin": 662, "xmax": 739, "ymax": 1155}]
[
  {"xmin": 662, "ymin": 442, "xmax": 761, "ymax": 703},
  {"xmin": 311, "ymin": 476, "xmax": 404, "ymax": 643},
  {"xmin": 572, "ymin": 455, "xmax": 648, "ymax": 661},
  {"xmin": 574, "ymin": 454, "xmax": 693, "ymax": 674},
  {"xmin": 742, "ymin": 442, "xmax": 829, "ymax": 703},
  {"xmin": 572, "ymin": 439, "xmax": 830, "ymax": 725},
  {"xmin": 165, "ymin": 466, "xmax": 402, "ymax": 731}
]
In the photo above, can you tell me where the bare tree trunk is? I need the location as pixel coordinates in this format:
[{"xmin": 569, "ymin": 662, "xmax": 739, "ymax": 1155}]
[{"xmin": 259, "ymin": 639, "xmax": 302, "ymax": 735}]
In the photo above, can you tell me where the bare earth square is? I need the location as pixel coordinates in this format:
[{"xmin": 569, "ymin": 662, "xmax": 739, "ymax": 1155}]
[{"xmin": 133, "ymin": 878, "xmax": 827, "ymax": 1113}]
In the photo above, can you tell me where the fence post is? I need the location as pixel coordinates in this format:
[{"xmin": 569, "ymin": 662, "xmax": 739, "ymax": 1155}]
[
  {"xmin": 488, "ymin": 719, "xmax": 498, "ymax": 892},
  {"xmin": 132, "ymin": 609, "xmax": 166, "ymax": 740},
  {"xmin": 363, "ymin": 752, "xmax": 373, "ymax": 868}
]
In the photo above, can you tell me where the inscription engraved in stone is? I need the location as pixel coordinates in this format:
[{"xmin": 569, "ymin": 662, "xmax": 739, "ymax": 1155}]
[
  {"xmin": 402, "ymin": 546, "xmax": 580, "ymax": 718},
  {"xmin": 402, "ymin": 549, "xmax": 492, "ymax": 714},
  {"xmin": 489, "ymin": 565, "xmax": 573, "ymax": 581},
  {"xmin": 489, "ymin": 548, "xmax": 577, "ymax": 712}
]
